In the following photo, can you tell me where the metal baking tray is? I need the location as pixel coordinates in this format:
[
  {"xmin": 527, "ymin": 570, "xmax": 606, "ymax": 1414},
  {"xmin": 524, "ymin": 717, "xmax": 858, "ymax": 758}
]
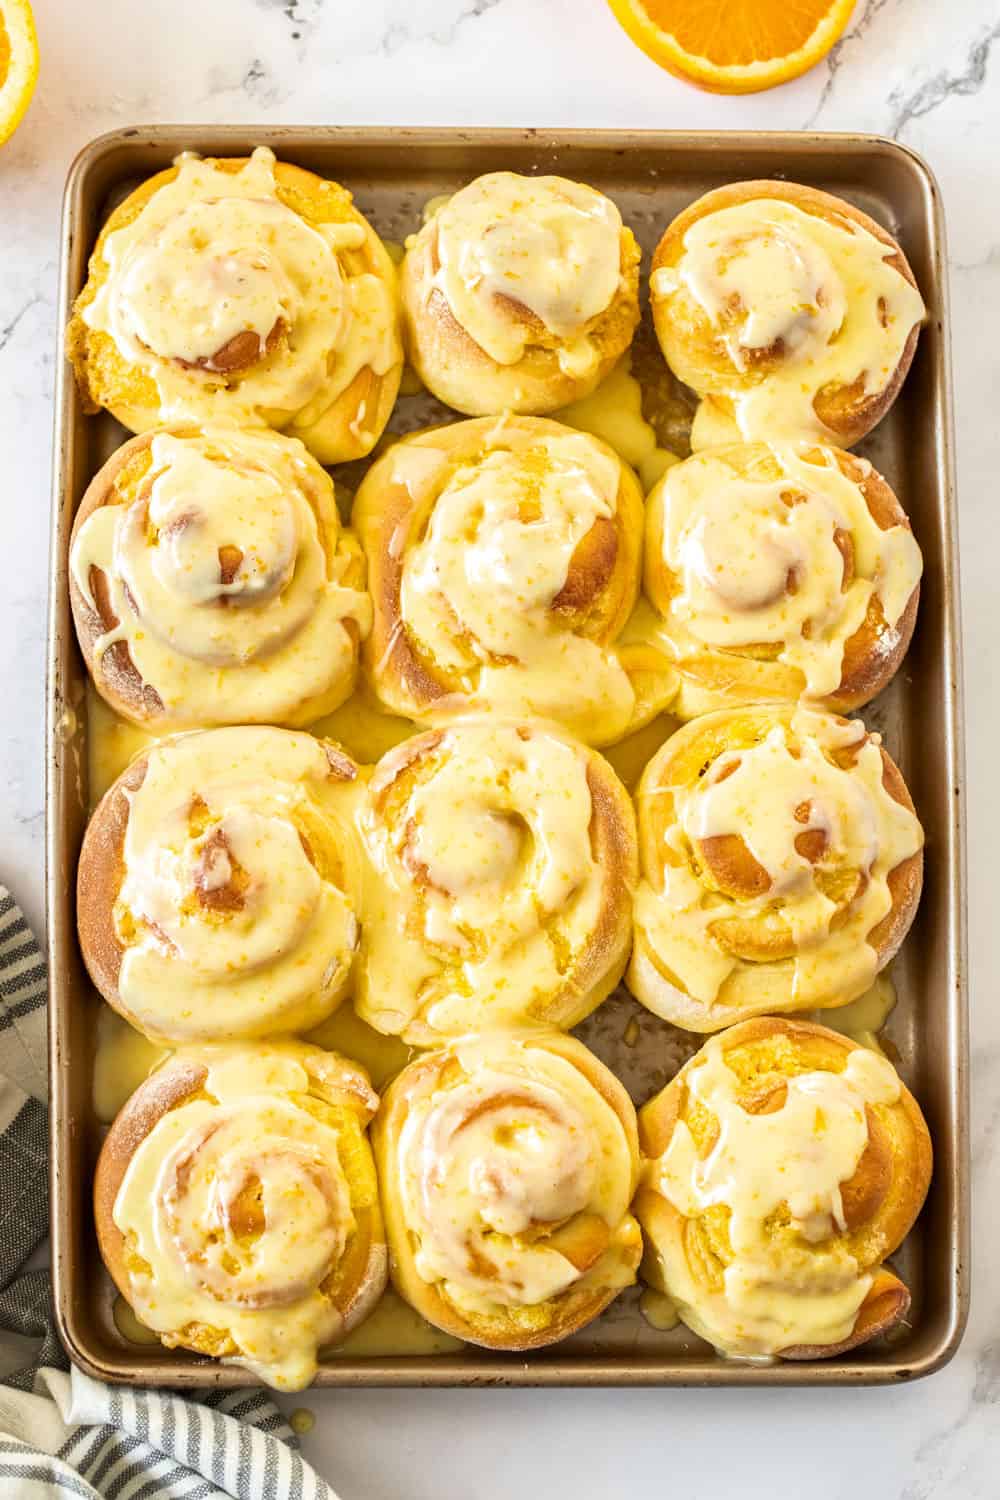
[{"xmin": 46, "ymin": 126, "xmax": 968, "ymax": 1388}]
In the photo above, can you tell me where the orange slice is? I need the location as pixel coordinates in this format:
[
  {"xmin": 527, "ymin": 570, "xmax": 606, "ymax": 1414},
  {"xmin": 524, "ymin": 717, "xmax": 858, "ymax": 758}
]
[
  {"xmin": 0, "ymin": 0, "xmax": 39, "ymax": 146},
  {"xmin": 606, "ymin": 0, "xmax": 857, "ymax": 94}
]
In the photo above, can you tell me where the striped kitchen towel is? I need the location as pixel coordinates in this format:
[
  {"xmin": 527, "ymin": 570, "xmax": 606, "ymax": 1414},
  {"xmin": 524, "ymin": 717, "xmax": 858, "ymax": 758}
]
[{"xmin": 0, "ymin": 885, "xmax": 341, "ymax": 1500}]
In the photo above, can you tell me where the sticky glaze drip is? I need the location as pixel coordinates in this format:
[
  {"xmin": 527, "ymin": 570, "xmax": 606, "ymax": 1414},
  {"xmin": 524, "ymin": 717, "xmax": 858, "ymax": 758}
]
[
  {"xmin": 93, "ymin": 1007, "xmax": 168, "ymax": 1124},
  {"xmin": 329, "ymin": 1285, "xmax": 464, "ymax": 1356},
  {"xmin": 87, "ymin": 684, "xmax": 157, "ymax": 807},
  {"xmin": 639, "ymin": 1287, "xmax": 681, "ymax": 1332},
  {"xmin": 800, "ymin": 972, "xmax": 900, "ymax": 1061},
  {"xmin": 556, "ymin": 353, "xmax": 681, "ymax": 493}
]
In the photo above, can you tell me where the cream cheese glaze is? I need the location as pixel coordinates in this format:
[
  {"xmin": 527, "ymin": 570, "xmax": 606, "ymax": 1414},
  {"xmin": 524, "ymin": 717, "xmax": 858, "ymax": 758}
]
[
  {"xmin": 110, "ymin": 727, "xmax": 361, "ymax": 1041},
  {"xmin": 82, "ymin": 148, "xmax": 400, "ymax": 437},
  {"xmin": 71, "ymin": 426, "xmax": 372, "ymax": 726},
  {"xmin": 632, "ymin": 708, "xmax": 923, "ymax": 1027},
  {"xmin": 112, "ymin": 1044, "xmax": 380, "ymax": 1390},
  {"xmin": 428, "ymin": 172, "xmax": 624, "ymax": 378},
  {"xmin": 648, "ymin": 443, "xmax": 922, "ymax": 701},
  {"xmin": 393, "ymin": 1035, "xmax": 637, "ymax": 1316},
  {"xmin": 652, "ymin": 197, "xmax": 925, "ymax": 447},
  {"xmin": 649, "ymin": 1036, "xmax": 901, "ymax": 1355},
  {"xmin": 355, "ymin": 720, "xmax": 632, "ymax": 1043},
  {"xmin": 383, "ymin": 423, "xmax": 638, "ymax": 743}
]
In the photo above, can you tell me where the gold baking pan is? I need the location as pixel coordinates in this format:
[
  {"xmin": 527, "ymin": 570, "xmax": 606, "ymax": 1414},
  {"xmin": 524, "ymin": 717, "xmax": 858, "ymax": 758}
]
[{"xmin": 46, "ymin": 126, "xmax": 968, "ymax": 1388}]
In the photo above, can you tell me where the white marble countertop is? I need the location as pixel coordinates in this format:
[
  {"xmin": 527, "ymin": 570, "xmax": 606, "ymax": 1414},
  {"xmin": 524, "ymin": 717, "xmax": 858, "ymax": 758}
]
[{"xmin": 1, "ymin": 0, "xmax": 996, "ymax": 1494}]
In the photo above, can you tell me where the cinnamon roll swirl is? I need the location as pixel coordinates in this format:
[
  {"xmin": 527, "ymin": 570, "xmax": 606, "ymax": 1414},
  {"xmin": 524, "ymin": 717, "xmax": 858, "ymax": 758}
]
[
  {"xmin": 401, "ymin": 172, "xmax": 641, "ymax": 414},
  {"xmin": 644, "ymin": 442, "xmax": 922, "ymax": 718},
  {"xmin": 355, "ymin": 718, "xmax": 638, "ymax": 1045},
  {"xmin": 635, "ymin": 1017, "xmax": 932, "ymax": 1359},
  {"xmin": 66, "ymin": 148, "xmax": 403, "ymax": 463},
  {"xmin": 95, "ymin": 1042, "xmax": 387, "ymax": 1389},
  {"xmin": 70, "ymin": 425, "xmax": 371, "ymax": 729},
  {"xmin": 629, "ymin": 707, "xmax": 924, "ymax": 1031},
  {"xmin": 78, "ymin": 726, "xmax": 362, "ymax": 1043},
  {"xmin": 354, "ymin": 416, "xmax": 652, "ymax": 747},
  {"xmin": 374, "ymin": 1030, "xmax": 642, "ymax": 1350},
  {"xmin": 650, "ymin": 181, "xmax": 925, "ymax": 450}
]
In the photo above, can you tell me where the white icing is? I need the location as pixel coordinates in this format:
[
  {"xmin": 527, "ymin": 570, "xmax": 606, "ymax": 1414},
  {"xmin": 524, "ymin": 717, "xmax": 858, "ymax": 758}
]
[
  {"xmin": 113, "ymin": 727, "xmax": 360, "ymax": 1041},
  {"xmin": 71, "ymin": 426, "xmax": 371, "ymax": 724},
  {"xmin": 632, "ymin": 708, "xmax": 923, "ymax": 1024},
  {"xmin": 649, "ymin": 443, "xmax": 921, "ymax": 700},
  {"xmin": 430, "ymin": 172, "xmax": 623, "ymax": 377},
  {"xmin": 113, "ymin": 1044, "xmax": 376, "ymax": 1390},
  {"xmin": 83, "ymin": 148, "xmax": 400, "ymax": 434},
  {"xmin": 383, "ymin": 426, "xmax": 636, "ymax": 743},
  {"xmin": 650, "ymin": 1036, "xmax": 902, "ymax": 1356},
  {"xmin": 394, "ymin": 1036, "xmax": 636, "ymax": 1314},
  {"xmin": 356, "ymin": 722, "xmax": 619, "ymax": 1043},
  {"xmin": 653, "ymin": 197, "xmax": 926, "ymax": 445}
]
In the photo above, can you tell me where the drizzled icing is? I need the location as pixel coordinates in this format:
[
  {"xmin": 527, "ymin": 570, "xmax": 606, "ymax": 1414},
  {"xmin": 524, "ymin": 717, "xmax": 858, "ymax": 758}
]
[
  {"xmin": 393, "ymin": 1035, "xmax": 637, "ymax": 1315},
  {"xmin": 384, "ymin": 425, "xmax": 637, "ymax": 744},
  {"xmin": 632, "ymin": 708, "xmax": 923, "ymax": 1026},
  {"xmin": 82, "ymin": 148, "xmax": 400, "ymax": 436},
  {"xmin": 112, "ymin": 727, "xmax": 361, "ymax": 1042},
  {"xmin": 650, "ymin": 1036, "xmax": 902, "ymax": 1355},
  {"xmin": 356, "ymin": 721, "xmax": 630, "ymax": 1044},
  {"xmin": 71, "ymin": 426, "xmax": 372, "ymax": 726},
  {"xmin": 427, "ymin": 172, "xmax": 624, "ymax": 377},
  {"xmin": 113, "ymin": 1044, "xmax": 380, "ymax": 1390},
  {"xmin": 652, "ymin": 197, "xmax": 926, "ymax": 445},
  {"xmin": 648, "ymin": 443, "xmax": 922, "ymax": 701},
  {"xmin": 682, "ymin": 728, "xmax": 878, "ymax": 898}
]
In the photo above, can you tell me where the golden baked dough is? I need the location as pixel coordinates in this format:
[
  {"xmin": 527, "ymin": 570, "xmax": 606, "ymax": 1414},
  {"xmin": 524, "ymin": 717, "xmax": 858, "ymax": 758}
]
[
  {"xmin": 401, "ymin": 172, "xmax": 640, "ymax": 414},
  {"xmin": 650, "ymin": 180, "xmax": 925, "ymax": 450},
  {"xmin": 354, "ymin": 415, "xmax": 660, "ymax": 747},
  {"xmin": 355, "ymin": 717, "xmax": 638, "ymax": 1045},
  {"xmin": 66, "ymin": 148, "xmax": 403, "ymax": 463},
  {"xmin": 635, "ymin": 1017, "xmax": 932, "ymax": 1359},
  {"xmin": 94, "ymin": 1042, "xmax": 387, "ymax": 1389},
  {"xmin": 69, "ymin": 424, "xmax": 372, "ymax": 729},
  {"xmin": 373, "ymin": 1030, "xmax": 642, "ymax": 1350},
  {"xmin": 644, "ymin": 441, "xmax": 922, "ymax": 718},
  {"xmin": 77, "ymin": 726, "xmax": 363, "ymax": 1043},
  {"xmin": 629, "ymin": 706, "xmax": 923, "ymax": 1031}
]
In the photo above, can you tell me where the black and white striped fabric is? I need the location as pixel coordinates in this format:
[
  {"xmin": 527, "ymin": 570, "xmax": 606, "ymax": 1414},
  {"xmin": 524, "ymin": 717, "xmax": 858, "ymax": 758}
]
[{"xmin": 0, "ymin": 886, "xmax": 341, "ymax": 1500}]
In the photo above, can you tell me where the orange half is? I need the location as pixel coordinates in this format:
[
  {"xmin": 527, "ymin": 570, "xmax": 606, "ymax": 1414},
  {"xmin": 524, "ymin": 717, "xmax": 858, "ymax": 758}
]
[
  {"xmin": 0, "ymin": 0, "xmax": 39, "ymax": 147},
  {"xmin": 606, "ymin": 0, "xmax": 857, "ymax": 94}
]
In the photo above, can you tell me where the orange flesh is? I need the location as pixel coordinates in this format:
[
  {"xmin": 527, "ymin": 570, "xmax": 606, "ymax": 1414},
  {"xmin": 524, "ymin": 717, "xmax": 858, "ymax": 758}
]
[{"xmin": 640, "ymin": 0, "xmax": 842, "ymax": 65}]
